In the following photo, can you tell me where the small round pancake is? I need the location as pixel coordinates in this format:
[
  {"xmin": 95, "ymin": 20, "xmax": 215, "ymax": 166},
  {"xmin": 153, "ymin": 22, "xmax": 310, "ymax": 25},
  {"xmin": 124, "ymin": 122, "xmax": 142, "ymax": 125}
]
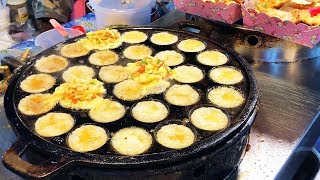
[
  {"xmin": 209, "ymin": 66, "xmax": 244, "ymax": 85},
  {"xmin": 62, "ymin": 66, "xmax": 95, "ymax": 83},
  {"xmin": 123, "ymin": 45, "xmax": 152, "ymax": 60},
  {"xmin": 156, "ymin": 124, "xmax": 195, "ymax": 149},
  {"xmin": 197, "ymin": 50, "xmax": 228, "ymax": 66},
  {"xmin": 190, "ymin": 107, "xmax": 229, "ymax": 131},
  {"xmin": 60, "ymin": 42, "xmax": 90, "ymax": 58},
  {"xmin": 165, "ymin": 85, "xmax": 200, "ymax": 106},
  {"xmin": 67, "ymin": 125, "xmax": 109, "ymax": 153},
  {"xmin": 35, "ymin": 112, "xmax": 75, "ymax": 137},
  {"xmin": 177, "ymin": 39, "xmax": 206, "ymax": 53},
  {"xmin": 155, "ymin": 50, "xmax": 184, "ymax": 66},
  {"xmin": 89, "ymin": 99, "xmax": 126, "ymax": 123},
  {"xmin": 208, "ymin": 87, "xmax": 245, "ymax": 108},
  {"xmin": 88, "ymin": 50, "xmax": 119, "ymax": 66},
  {"xmin": 131, "ymin": 101, "xmax": 169, "ymax": 123},
  {"xmin": 113, "ymin": 80, "xmax": 145, "ymax": 101},
  {"xmin": 35, "ymin": 55, "xmax": 68, "ymax": 73},
  {"xmin": 173, "ymin": 65, "xmax": 204, "ymax": 83},
  {"xmin": 20, "ymin": 74, "xmax": 56, "ymax": 93},
  {"xmin": 111, "ymin": 127, "xmax": 153, "ymax": 156},
  {"xmin": 150, "ymin": 32, "xmax": 178, "ymax": 46},
  {"xmin": 18, "ymin": 94, "xmax": 56, "ymax": 116},
  {"xmin": 122, "ymin": 31, "xmax": 148, "ymax": 44},
  {"xmin": 99, "ymin": 65, "xmax": 130, "ymax": 83}
]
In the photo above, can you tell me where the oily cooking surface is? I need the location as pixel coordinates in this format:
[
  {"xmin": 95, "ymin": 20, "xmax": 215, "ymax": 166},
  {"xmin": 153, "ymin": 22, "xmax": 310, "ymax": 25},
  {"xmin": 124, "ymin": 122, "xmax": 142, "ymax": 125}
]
[{"xmin": 13, "ymin": 28, "xmax": 250, "ymax": 156}]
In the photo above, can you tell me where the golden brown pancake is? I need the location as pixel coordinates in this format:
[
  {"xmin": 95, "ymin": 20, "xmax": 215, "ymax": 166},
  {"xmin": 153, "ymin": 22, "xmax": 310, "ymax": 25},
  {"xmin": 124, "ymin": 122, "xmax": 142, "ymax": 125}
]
[
  {"xmin": 197, "ymin": 50, "xmax": 228, "ymax": 66},
  {"xmin": 35, "ymin": 55, "xmax": 68, "ymax": 73},
  {"xmin": 122, "ymin": 31, "xmax": 148, "ymax": 44},
  {"xmin": 123, "ymin": 45, "xmax": 152, "ymax": 60},
  {"xmin": 99, "ymin": 65, "xmax": 130, "ymax": 83},
  {"xmin": 209, "ymin": 66, "xmax": 244, "ymax": 85},
  {"xmin": 113, "ymin": 80, "xmax": 145, "ymax": 101},
  {"xmin": 177, "ymin": 39, "xmax": 206, "ymax": 52},
  {"xmin": 60, "ymin": 42, "xmax": 90, "ymax": 58},
  {"xmin": 20, "ymin": 74, "xmax": 56, "ymax": 93},
  {"xmin": 150, "ymin": 32, "xmax": 178, "ymax": 46},
  {"xmin": 18, "ymin": 94, "xmax": 56, "ymax": 116},
  {"xmin": 190, "ymin": 107, "xmax": 229, "ymax": 131},
  {"xmin": 165, "ymin": 85, "xmax": 200, "ymax": 106},
  {"xmin": 88, "ymin": 50, "xmax": 119, "ymax": 66},
  {"xmin": 89, "ymin": 99, "xmax": 126, "ymax": 123},
  {"xmin": 156, "ymin": 124, "xmax": 195, "ymax": 149},
  {"xmin": 173, "ymin": 65, "xmax": 204, "ymax": 83},
  {"xmin": 35, "ymin": 112, "xmax": 75, "ymax": 137},
  {"xmin": 208, "ymin": 87, "xmax": 245, "ymax": 108},
  {"xmin": 111, "ymin": 127, "xmax": 152, "ymax": 155},
  {"xmin": 62, "ymin": 66, "xmax": 95, "ymax": 83},
  {"xmin": 67, "ymin": 125, "xmax": 109, "ymax": 153},
  {"xmin": 131, "ymin": 101, "xmax": 169, "ymax": 123},
  {"xmin": 155, "ymin": 50, "xmax": 184, "ymax": 66}
]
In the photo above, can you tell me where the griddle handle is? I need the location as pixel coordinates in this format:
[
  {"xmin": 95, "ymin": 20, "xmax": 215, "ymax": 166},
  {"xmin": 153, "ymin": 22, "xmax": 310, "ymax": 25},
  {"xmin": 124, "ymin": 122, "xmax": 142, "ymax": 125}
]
[
  {"xmin": 2, "ymin": 139, "xmax": 71, "ymax": 179},
  {"xmin": 170, "ymin": 20, "xmax": 213, "ymax": 37},
  {"xmin": 1, "ymin": 56, "xmax": 26, "ymax": 72}
]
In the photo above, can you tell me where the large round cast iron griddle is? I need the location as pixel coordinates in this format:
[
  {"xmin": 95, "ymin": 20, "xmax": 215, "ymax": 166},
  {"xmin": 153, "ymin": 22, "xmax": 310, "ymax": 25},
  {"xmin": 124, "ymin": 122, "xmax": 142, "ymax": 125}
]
[{"xmin": 2, "ymin": 22, "xmax": 259, "ymax": 178}]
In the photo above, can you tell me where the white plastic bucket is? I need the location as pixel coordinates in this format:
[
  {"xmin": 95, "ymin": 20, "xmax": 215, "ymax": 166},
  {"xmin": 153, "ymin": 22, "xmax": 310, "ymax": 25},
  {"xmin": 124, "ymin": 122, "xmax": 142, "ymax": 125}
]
[
  {"xmin": 35, "ymin": 28, "xmax": 84, "ymax": 50},
  {"xmin": 89, "ymin": 0, "xmax": 155, "ymax": 29}
]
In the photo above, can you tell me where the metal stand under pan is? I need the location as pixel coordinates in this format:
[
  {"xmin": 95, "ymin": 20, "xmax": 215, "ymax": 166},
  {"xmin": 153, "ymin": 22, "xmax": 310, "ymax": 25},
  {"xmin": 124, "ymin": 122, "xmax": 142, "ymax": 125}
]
[{"xmin": 186, "ymin": 14, "xmax": 320, "ymax": 63}]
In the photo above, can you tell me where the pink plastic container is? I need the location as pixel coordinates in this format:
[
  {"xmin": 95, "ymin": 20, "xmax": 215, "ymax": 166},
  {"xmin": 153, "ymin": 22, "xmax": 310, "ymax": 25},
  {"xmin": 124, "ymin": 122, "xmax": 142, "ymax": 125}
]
[
  {"xmin": 173, "ymin": 0, "xmax": 242, "ymax": 24},
  {"xmin": 241, "ymin": 2, "xmax": 320, "ymax": 48}
]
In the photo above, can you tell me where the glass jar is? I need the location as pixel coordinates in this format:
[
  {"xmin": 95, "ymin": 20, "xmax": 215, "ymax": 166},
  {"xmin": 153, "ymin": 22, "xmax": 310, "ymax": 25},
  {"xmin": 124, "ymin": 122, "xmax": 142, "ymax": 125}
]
[{"xmin": 7, "ymin": 0, "xmax": 29, "ymax": 23}]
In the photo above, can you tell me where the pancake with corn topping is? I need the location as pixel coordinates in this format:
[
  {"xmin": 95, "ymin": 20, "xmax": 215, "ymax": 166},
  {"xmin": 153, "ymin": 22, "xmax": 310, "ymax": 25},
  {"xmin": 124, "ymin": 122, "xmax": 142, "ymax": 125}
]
[
  {"xmin": 35, "ymin": 112, "xmax": 75, "ymax": 137},
  {"xmin": 156, "ymin": 124, "xmax": 195, "ymax": 149},
  {"xmin": 67, "ymin": 125, "xmax": 109, "ymax": 152},
  {"xmin": 20, "ymin": 74, "xmax": 56, "ymax": 93},
  {"xmin": 79, "ymin": 29, "xmax": 123, "ymax": 50},
  {"xmin": 53, "ymin": 78, "xmax": 106, "ymax": 110},
  {"xmin": 35, "ymin": 55, "xmax": 68, "ymax": 73},
  {"xmin": 190, "ymin": 107, "xmax": 229, "ymax": 131},
  {"xmin": 111, "ymin": 127, "xmax": 152, "ymax": 156},
  {"xmin": 127, "ymin": 56, "xmax": 172, "ymax": 86}
]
